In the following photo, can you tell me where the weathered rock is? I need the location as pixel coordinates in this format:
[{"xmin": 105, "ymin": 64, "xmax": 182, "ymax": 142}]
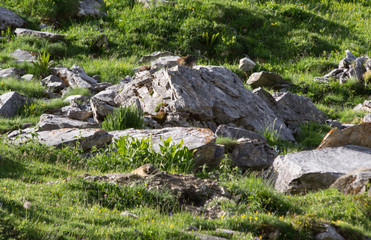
[
  {"xmin": 0, "ymin": 68, "xmax": 21, "ymax": 79},
  {"xmin": 77, "ymin": 0, "xmax": 107, "ymax": 17},
  {"xmin": 0, "ymin": 92, "xmax": 29, "ymax": 118},
  {"xmin": 21, "ymin": 74, "xmax": 34, "ymax": 81},
  {"xmin": 41, "ymin": 75, "xmax": 66, "ymax": 92},
  {"xmin": 92, "ymin": 90, "xmax": 117, "ymax": 106},
  {"xmin": 64, "ymin": 95, "xmax": 86, "ymax": 103},
  {"xmin": 90, "ymin": 98, "xmax": 115, "ymax": 122},
  {"xmin": 365, "ymin": 59, "xmax": 371, "ymax": 72},
  {"xmin": 0, "ymin": 7, "xmax": 26, "ymax": 30},
  {"xmin": 14, "ymin": 128, "xmax": 112, "ymax": 151},
  {"xmin": 10, "ymin": 49, "xmax": 36, "ymax": 63},
  {"xmin": 270, "ymin": 145, "xmax": 371, "ymax": 193},
  {"xmin": 325, "ymin": 119, "xmax": 343, "ymax": 129},
  {"xmin": 91, "ymin": 82, "xmax": 112, "ymax": 92},
  {"xmin": 238, "ymin": 57, "xmax": 256, "ymax": 72},
  {"xmin": 247, "ymin": 71, "xmax": 289, "ymax": 89},
  {"xmin": 137, "ymin": 0, "xmax": 170, "ymax": 8},
  {"xmin": 110, "ymin": 127, "xmax": 218, "ymax": 168},
  {"xmin": 138, "ymin": 51, "xmax": 173, "ymax": 64},
  {"xmin": 229, "ymin": 138, "xmax": 277, "ymax": 170},
  {"xmin": 364, "ymin": 114, "xmax": 371, "ymax": 123},
  {"xmin": 82, "ymin": 164, "xmax": 229, "ymax": 206},
  {"xmin": 37, "ymin": 114, "xmax": 99, "ymax": 131},
  {"xmin": 331, "ymin": 168, "xmax": 371, "ymax": 197},
  {"xmin": 15, "ymin": 28, "xmax": 65, "ymax": 41},
  {"xmin": 120, "ymin": 211, "xmax": 138, "ymax": 219},
  {"xmin": 318, "ymin": 123, "xmax": 371, "ymax": 149},
  {"xmin": 215, "ymin": 124, "xmax": 266, "ymax": 142},
  {"xmin": 51, "ymin": 66, "xmax": 93, "ymax": 89},
  {"xmin": 114, "ymin": 65, "xmax": 294, "ymax": 141},
  {"xmin": 151, "ymin": 56, "xmax": 180, "ymax": 69},
  {"xmin": 315, "ymin": 224, "xmax": 345, "ymax": 240},
  {"xmin": 353, "ymin": 100, "xmax": 371, "ymax": 112},
  {"xmin": 254, "ymin": 88, "xmax": 327, "ymax": 129},
  {"xmin": 106, "ymin": 82, "xmax": 127, "ymax": 92},
  {"xmin": 71, "ymin": 65, "xmax": 98, "ymax": 85},
  {"xmin": 345, "ymin": 50, "xmax": 356, "ymax": 63},
  {"xmin": 349, "ymin": 57, "xmax": 366, "ymax": 83},
  {"xmin": 61, "ymin": 106, "xmax": 92, "ymax": 121}
]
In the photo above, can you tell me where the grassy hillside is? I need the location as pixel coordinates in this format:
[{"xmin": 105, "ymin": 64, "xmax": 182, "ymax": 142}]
[{"xmin": 0, "ymin": 0, "xmax": 371, "ymax": 239}]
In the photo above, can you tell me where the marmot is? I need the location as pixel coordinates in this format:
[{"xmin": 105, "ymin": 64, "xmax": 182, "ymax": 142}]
[{"xmin": 177, "ymin": 55, "xmax": 198, "ymax": 68}]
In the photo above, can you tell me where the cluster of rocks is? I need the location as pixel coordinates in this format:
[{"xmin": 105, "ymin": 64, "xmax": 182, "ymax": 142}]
[{"xmin": 314, "ymin": 50, "xmax": 371, "ymax": 85}]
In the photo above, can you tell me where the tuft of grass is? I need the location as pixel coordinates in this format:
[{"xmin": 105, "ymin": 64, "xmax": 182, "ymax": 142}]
[
  {"xmin": 62, "ymin": 88, "xmax": 92, "ymax": 98},
  {"xmin": 102, "ymin": 104, "xmax": 144, "ymax": 131},
  {"xmin": 0, "ymin": 78, "xmax": 46, "ymax": 98}
]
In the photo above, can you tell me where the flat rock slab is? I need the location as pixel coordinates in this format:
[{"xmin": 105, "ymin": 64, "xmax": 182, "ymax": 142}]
[
  {"xmin": 15, "ymin": 28, "xmax": 65, "ymax": 41},
  {"xmin": 330, "ymin": 168, "xmax": 371, "ymax": 196},
  {"xmin": 270, "ymin": 145, "xmax": 371, "ymax": 194},
  {"xmin": 10, "ymin": 49, "xmax": 36, "ymax": 63},
  {"xmin": 14, "ymin": 128, "xmax": 112, "ymax": 151},
  {"xmin": 247, "ymin": 71, "xmax": 289, "ymax": 89},
  {"xmin": 318, "ymin": 123, "xmax": 371, "ymax": 149},
  {"xmin": 138, "ymin": 51, "xmax": 173, "ymax": 64},
  {"xmin": 110, "ymin": 127, "xmax": 218, "ymax": 168},
  {"xmin": 0, "ymin": 68, "xmax": 21, "ymax": 79},
  {"xmin": 37, "ymin": 114, "xmax": 99, "ymax": 131},
  {"xmin": 0, "ymin": 7, "xmax": 26, "ymax": 30}
]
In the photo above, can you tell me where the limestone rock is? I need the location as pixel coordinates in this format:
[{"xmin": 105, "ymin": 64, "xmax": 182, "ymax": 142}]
[
  {"xmin": 230, "ymin": 138, "xmax": 278, "ymax": 170},
  {"xmin": 364, "ymin": 114, "xmax": 371, "ymax": 123},
  {"xmin": 10, "ymin": 49, "xmax": 36, "ymax": 63},
  {"xmin": 215, "ymin": 124, "xmax": 266, "ymax": 142},
  {"xmin": 238, "ymin": 57, "xmax": 256, "ymax": 72},
  {"xmin": 92, "ymin": 90, "xmax": 117, "ymax": 106},
  {"xmin": 0, "ymin": 92, "xmax": 29, "ymax": 118},
  {"xmin": 137, "ymin": 0, "xmax": 170, "ymax": 8},
  {"xmin": 41, "ymin": 75, "xmax": 66, "ymax": 92},
  {"xmin": 246, "ymin": 71, "xmax": 289, "ymax": 89},
  {"xmin": 0, "ymin": 7, "xmax": 26, "ymax": 30},
  {"xmin": 71, "ymin": 65, "xmax": 98, "ymax": 85},
  {"xmin": 37, "ymin": 114, "xmax": 99, "ymax": 131},
  {"xmin": 61, "ymin": 106, "xmax": 92, "ymax": 121},
  {"xmin": 21, "ymin": 74, "xmax": 34, "ymax": 81},
  {"xmin": 91, "ymin": 82, "xmax": 113, "ymax": 92},
  {"xmin": 90, "ymin": 98, "xmax": 115, "ymax": 122},
  {"xmin": 318, "ymin": 123, "xmax": 371, "ymax": 149},
  {"xmin": 120, "ymin": 211, "xmax": 138, "ymax": 219},
  {"xmin": 138, "ymin": 51, "xmax": 174, "ymax": 64},
  {"xmin": 315, "ymin": 224, "xmax": 345, "ymax": 240},
  {"xmin": 64, "ymin": 95, "xmax": 86, "ymax": 103},
  {"xmin": 270, "ymin": 145, "xmax": 371, "ymax": 193},
  {"xmin": 77, "ymin": 0, "xmax": 107, "ymax": 17},
  {"xmin": 151, "ymin": 56, "xmax": 180, "ymax": 69},
  {"xmin": 15, "ymin": 128, "xmax": 112, "ymax": 151},
  {"xmin": 114, "ymin": 65, "xmax": 294, "ymax": 141},
  {"xmin": 51, "ymin": 66, "xmax": 93, "ymax": 89},
  {"xmin": 15, "ymin": 28, "xmax": 65, "ymax": 41},
  {"xmin": 365, "ymin": 59, "xmax": 371, "ymax": 72},
  {"xmin": 110, "ymin": 127, "xmax": 218, "ymax": 168},
  {"xmin": 353, "ymin": 100, "xmax": 371, "ymax": 112},
  {"xmin": 0, "ymin": 68, "xmax": 21, "ymax": 79},
  {"xmin": 331, "ymin": 168, "xmax": 371, "ymax": 196}
]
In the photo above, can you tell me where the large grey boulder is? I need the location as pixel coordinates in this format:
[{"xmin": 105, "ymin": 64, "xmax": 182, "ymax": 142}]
[
  {"xmin": 0, "ymin": 68, "xmax": 21, "ymax": 79},
  {"xmin": 71, "ymin": 65, "xmax": 98, "ymax": 85},
  {"xmin": 114, "ymin": 65, "xmax": 294, "ymax": 141},
  {"xmin": 37, "ymin": 114, "xmax": 99, "ymax": 131},
  {"xmin": 91, "ymin": 90, "xmax": 117, "ymax": 106},
  {"xmin": 110, "ymin": 127, "xmax": 218, "ymax": 168},
  {"xmin": 10, "ymin": 49, "xmax": 36, "ymax": 63},
  {"xmin": 254, "ymin": 88, "xmax": 327, "ymax": 129},
  {"xmin": 0, "ymin": 7, "xmax": 26, "ymax": 30},
  {"xmin": 270, "ymin": 145, "xmax": 371, "ymax": 194},
  {"xmin": 246, "ymin": 71, "xmax": 289, "ymax": 89},
  {"xmin": 15, "ymin": 28, "xmax": 65, "ymax": 41},
  {"xmin": 315, "ymin": 224, "xmax": 345, "ymax": 240},
  {"xmin": 151, "ymin": 56, "xmax": 180, "ymax": 69},
  {"xmin": 77, "ymin": 0, "xmax": 107, "ymax": 17},
  {"xmin": 13, "ymin": 128, "xmax": 112, "ymax": 151},
  {"xmin": 229, "ymin": 138, "xmax": 277, "ymax": 170},
  {"xmin": 0, "ymin": 92, "xmax": 29, "ymax": 118}
]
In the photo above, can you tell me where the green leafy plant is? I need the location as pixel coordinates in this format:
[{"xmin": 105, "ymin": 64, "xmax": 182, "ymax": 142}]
[
  {"xmin": 32, "ymin": 52, "xmax": 55, "ymax": 77},
  {"xmin": 202, "ymin": 32, "xmax": 220, "ymax": 47},
  {"xmin": 102, "ymin": 104, "xmax": 144, "ymax": 131}
]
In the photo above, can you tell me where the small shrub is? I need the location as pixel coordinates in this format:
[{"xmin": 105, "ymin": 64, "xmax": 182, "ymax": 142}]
[
  {"xmin": 31, "ymin": 52, "xmax": 55, "ymax": 77},
  {"xmin": 102, "ymin": 104, "xmax": 144, "ymax": 131},
  {"xmin": 215, "ymin": 137, "xmax": 239, "ymax": 153},
  {"xmin": 363, "ymin": 71, "xmax": 371, "ymax": 87}
]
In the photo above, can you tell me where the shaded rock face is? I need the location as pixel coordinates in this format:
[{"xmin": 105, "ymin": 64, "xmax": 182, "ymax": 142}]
[
  {"xmin": 0, "ymin": 7, "xmax": 26, "ymax": 30},
  {"xmin": 37, "ymin": 114, "xmax": 98, "ymax": 131},
  {"xmin": 110, "ymin": 127, "xmax": 218, "ymax": 168},
  {"xmin": 230, "ymin": 138, "xmax": 278, "ymax": 170},
  {"xmin": 15, "ymin": 28, "xmax": 65, "ymax": 41},
  {"xmin": 12, "ymin": 128, "xmax": 112, "ymax": 151},
  {"xmin": 215, "ymin": 124, "xmax": 267, "ymax": 142},
  {"xmin": 318, "ymin": 123, "xmax": 371, "ymax": 149},
  {"xmin": 77, "ymin": 0, "xmax": 107, "ymax": 17},
  {"xmin": 51, "ymin": 66, "xmax": 96, "ymax": 89},
  {"xmin": 114, "ymin": 65, "xmax": 294, "ymax": 141},
  {"xmin": 315, "ymin": 224, "xmax": 345, "ymax": 240},
  {"xmin": 0, "ymin": 92, "xmax": 29, "ymax": 118},
  {"xmin": 269, "ymin": 145, "xmax": 371, "ymax": 194},
  {"xmin": 82, "ymin": 164, "xmax": 230, "ymax": 207},
  {"xmin": 41, "ymin": 75, "xmax": 66, "ymax": 93},
  {"xmin": 253, "ymin": 88, "xmax": 327, "ymax": 129},
  {"xmin": 330, "ymin": 169, "xmax": 371, "ymax": 197},
  {"xmin": 247, "ymin": 71, "xmax": 289, "ymax": 89}
]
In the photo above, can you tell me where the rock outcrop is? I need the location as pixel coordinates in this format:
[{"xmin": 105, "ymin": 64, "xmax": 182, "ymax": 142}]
[
  {"xmin": 114, "ymin": 65, "xmax": 294, "ymax": 141},
  {"xmin": 0, "ymin": 91, "xmax": 30, "ymax": 118},
  {"xmin": 247, "ymin": 71, "xmax": 290, "ymax": 89},
  {"xmin": 37, "ymin": 114, "xmax": 99, "ymax": 131},
  {"xmin": 269, "ymin": 145, "xmax": 371, "ymax": 193},
  {"xmin": 330, "ymin": 168, "xmax": 371, "ymax": 197},
  {"xmin": 0, "ymin": 7, "xmax": 26, "ymax": 30},
  {"xmin": 15, "ymin": 28, "xmax": 65, "ymax": 41}
]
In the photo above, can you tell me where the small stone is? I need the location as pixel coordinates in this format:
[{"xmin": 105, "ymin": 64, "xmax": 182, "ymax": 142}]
[
  {"xmin": 120, "ymin": 211, "xmax": 138, "ymax": 218},
  {"xmin": 21, "ymin": 74, "xmax": 34, "ymax": 81},
  {"xmin": 238, "ymin": 57, "xmax": 256, "ymax": 72}
]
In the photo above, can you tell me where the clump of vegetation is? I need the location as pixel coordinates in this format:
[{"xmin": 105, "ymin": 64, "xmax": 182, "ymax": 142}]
[
  {"xmin": 102, "ymin": 104, "xmax": 144, "ymax": 131},
  {"xmin": 363, "ymin": 71, "xmax": 371, "ymax": 87},
  {"xmin": 31, "ymin": 52, "xmax": 55, "ymax": 77}
]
